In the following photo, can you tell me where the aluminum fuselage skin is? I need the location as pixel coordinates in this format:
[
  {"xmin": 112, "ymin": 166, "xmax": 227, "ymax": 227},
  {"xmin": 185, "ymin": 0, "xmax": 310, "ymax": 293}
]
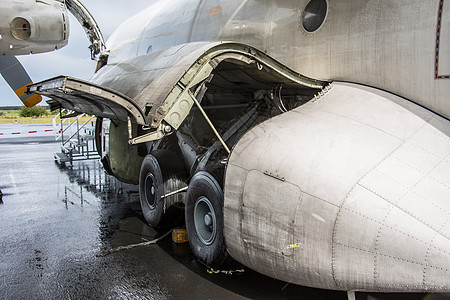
[
  {"xmin": 224, "ymin": 82, "xmax": 450, "ymax": 292},
  {"xmin": 105, "ymin": 0, "xmax": 450, "ymax": 120},
  {"xmin": 89, "ymin": 0, "xmax": 450, "ymax": 292}
]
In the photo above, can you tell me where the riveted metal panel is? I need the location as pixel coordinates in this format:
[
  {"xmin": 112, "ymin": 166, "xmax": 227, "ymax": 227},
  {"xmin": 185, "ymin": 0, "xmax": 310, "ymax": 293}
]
[{"xmin": 224, "ymin": 82, "xmax": 450, "ymax": 292}]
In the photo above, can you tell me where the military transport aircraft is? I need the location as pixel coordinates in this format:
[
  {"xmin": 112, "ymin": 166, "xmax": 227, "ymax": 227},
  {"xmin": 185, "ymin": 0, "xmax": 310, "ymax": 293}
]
[{"xmin": 4, "ymin": 0, "xmax": 450, "ymax": 295}]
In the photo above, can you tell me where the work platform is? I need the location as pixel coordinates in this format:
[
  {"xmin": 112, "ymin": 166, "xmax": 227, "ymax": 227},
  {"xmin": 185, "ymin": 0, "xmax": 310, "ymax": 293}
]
[{"xmin": 53, "ymin": 110, "xmax": 100, "ymax": 165}]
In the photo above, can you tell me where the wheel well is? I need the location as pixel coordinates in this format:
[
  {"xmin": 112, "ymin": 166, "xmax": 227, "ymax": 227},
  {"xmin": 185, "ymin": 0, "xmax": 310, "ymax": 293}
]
[{"xmin": 172, "ymin": 58, "xmax": 322, "ymax": 184}]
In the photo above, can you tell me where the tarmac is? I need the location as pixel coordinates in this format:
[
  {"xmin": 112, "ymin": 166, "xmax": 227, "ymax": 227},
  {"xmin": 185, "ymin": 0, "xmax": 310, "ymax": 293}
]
[{"xmin": 0, "ymin": 123, "xmax": 449, "ymax": 299}]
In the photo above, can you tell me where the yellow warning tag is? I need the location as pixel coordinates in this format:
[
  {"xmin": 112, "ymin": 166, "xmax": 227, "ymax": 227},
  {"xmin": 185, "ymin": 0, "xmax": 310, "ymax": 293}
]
[{"xmin": 287, "ymin": 243, "xmax": 301, "ymax": 249}]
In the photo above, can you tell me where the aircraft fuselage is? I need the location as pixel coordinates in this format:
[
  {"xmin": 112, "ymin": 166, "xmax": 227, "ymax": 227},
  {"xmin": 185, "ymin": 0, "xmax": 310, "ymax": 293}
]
[{"xmin": 106, "ymin": 0, "xmax": 450, "ymax": 120}]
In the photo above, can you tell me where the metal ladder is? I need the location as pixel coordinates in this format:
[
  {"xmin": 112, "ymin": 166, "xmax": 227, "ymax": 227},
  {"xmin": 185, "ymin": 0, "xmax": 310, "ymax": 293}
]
[{"xmin": 53, "ymin": 109, "xmax": 100, "ymax": 165}]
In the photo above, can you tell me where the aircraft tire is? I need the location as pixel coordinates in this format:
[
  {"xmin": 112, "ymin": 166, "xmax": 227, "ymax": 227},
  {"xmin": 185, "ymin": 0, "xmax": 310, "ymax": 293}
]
[
  {"xmin": 100, "ymin": 156, "xmax": 114, "ymax": 176},
  {"xmin": 94, "ymin": 116, "xmax": 103, "ymax": 158},
  {"xmin": 139, "ymin": 150, "xmax": 186, "ymax": 227},
  {"xmin": 185, "ymin": 171, "xmax": 231, "ymax": 267},
  {"xmin": 94, "ymin": 117, "xmax": 114, "ymax": 176}
]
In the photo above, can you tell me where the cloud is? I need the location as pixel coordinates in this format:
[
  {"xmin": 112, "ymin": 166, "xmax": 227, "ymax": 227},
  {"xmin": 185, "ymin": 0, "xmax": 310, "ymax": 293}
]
[{"xmin": 0, "ymin": 0, "xmax": 152, "ymax": 107}]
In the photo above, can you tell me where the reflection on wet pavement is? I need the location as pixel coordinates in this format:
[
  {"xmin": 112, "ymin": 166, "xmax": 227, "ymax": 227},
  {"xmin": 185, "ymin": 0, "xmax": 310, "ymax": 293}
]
[
  {"xmin": 0, "ymin": 140, "xmax": 448, "ymax": 299},
  {"xmin": 0, "ymin": 142, "xmax": 140, "ymax": 299}
]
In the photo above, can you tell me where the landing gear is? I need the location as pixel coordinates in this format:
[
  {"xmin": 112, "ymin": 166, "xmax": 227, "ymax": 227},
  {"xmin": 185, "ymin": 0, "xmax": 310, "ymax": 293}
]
[
  {"xmin": 95, "ymin": 117, "xmax": 114, "ymax": 175},
  {"xmin": 139, "ymin": 150, "xmax": 187, "ymax": 227},
  {"xmin": 185, "ymin": 171, "xmax": 230, "ymax": 267}
]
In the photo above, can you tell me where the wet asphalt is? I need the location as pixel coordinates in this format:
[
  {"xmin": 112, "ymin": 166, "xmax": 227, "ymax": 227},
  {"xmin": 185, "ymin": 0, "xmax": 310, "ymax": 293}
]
[{"xmin": 0, "ymin": 124, "xmax": 449, "ymax": 299}]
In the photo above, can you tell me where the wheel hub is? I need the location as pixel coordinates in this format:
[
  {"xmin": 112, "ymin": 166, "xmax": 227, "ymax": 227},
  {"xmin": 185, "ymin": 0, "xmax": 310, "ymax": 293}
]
[
  {"xmin": 194, "ymin": 196, "xmax": 217, "ymax": 246},
  {"xmin": 204, "ymin": 213, "xmax": 213, "ymax": 227},
  {"xmin": 144, "ymin": 173, "xmax": 157, "ymax": 209}
]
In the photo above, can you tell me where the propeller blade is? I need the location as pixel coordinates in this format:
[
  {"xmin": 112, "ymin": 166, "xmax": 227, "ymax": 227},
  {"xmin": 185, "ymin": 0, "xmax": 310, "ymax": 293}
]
[{"xmin": 0, "ymin": 56, "xmax": 42, "ymax": 107}]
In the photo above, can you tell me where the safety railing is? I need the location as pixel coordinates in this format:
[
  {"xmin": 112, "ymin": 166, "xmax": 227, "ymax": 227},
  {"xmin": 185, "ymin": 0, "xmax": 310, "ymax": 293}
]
[{"xmin": 52, "ymin": 109, "xmax": 100, "ymax": 165}]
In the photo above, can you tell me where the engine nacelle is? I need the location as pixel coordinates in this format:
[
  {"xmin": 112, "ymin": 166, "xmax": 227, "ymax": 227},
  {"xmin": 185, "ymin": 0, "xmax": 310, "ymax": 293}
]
[{"xmin": 0, "ymin": 0, "xmax": 69, "ymax": 55}]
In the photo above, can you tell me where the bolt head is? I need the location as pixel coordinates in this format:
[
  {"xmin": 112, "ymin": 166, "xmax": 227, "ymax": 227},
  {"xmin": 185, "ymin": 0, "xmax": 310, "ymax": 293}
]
[{"xmin": 164, "ymin": 125, "xmax": 172, "ymax": 133}]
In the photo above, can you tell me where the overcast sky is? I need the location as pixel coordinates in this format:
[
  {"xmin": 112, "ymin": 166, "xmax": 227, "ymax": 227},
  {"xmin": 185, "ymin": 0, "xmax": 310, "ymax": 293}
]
[{"xmin": 0, "ymin": 0, "xmax": 154, "ymax": 107}]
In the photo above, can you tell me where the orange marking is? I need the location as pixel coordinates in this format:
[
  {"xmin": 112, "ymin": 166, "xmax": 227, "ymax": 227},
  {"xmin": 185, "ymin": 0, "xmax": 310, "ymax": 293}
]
[
  {"xmin": 14, "ymin": 82, "xmax": 32, "ymax": 98},
  {"xmin": 22, "ymin": 94, "xmax": 42, "ymax": 107},
  {"xmin": 207, "ymin": 10, "xmax": 222, "ymax": 16},
  {"xmin": 206, "ymin": 6, "xmax": 222, "ymax": 17},
  {"xmin": 15, "ymin": 82, "xmax": 42, "ymax": 107}
]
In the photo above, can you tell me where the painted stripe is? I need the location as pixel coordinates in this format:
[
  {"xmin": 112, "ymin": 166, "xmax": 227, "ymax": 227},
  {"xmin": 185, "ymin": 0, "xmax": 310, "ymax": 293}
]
[
  {"xmin": 15, "ymin": 82, "xmax": 42, "ymax": 107},
  {"xmin": 0, "ymin": 129, "xmax": 54, "ymax": 136},
  {"xmin": 206, "ymin": 6, "xmax": 222, "ymax": 16},
  {"xmin": 207, "ymin": 10, "xmax": 222, "ymax": 17},
  {"xmin": 14, "ymin": 82, "xmax": 32, "ymax": 98},
  {"xmin": 22, "ymin": 94, "xmax": 42, "ymax": 107}
]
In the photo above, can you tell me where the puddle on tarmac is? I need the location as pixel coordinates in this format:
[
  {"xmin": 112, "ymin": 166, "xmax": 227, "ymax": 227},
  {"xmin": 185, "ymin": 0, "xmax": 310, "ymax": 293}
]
[{"xmin": 0, "ymin": 142, "xmax": 446, "ymax": 299}]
